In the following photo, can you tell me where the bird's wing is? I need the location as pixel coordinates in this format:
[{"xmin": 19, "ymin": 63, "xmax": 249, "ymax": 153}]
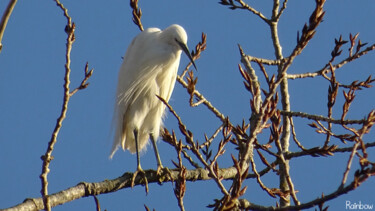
[
  {"xmin": 162, "ymin": 59, "xmax": 179, "ymax": 102},
  {"xmin": 116, "ymin": 28, "xmax": 163, "ymax": 104},
  {"xmin": 110, "ymin": 28, "xmax": 163, "ymax": 157}
]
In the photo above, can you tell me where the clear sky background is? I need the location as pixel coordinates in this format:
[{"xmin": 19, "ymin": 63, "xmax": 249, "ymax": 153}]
[{"xmin": 1, "ymin": 0, "xmax": 375, "ymax": 210}]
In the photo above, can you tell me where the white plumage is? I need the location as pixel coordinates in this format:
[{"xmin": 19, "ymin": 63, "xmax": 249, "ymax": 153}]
[{"xmin": 110, "ymin": 24, "xmax": 195, "ymax": 173}]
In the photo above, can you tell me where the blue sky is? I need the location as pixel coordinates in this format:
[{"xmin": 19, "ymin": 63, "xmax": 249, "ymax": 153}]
[{"xmin": 1, "ymin": 0, "xmax": 375, "ymax": 210}]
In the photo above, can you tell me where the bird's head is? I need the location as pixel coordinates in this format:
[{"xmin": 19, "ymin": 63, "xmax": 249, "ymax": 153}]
[{"xmin": 162, "ymin": 24, "xmax": 197, "ymax": 70}]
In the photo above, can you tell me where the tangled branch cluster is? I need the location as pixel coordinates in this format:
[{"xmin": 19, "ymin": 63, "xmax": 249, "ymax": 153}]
[{"xmin": 165, "ymin": 0, "xmax": 375, "ymax": 210}]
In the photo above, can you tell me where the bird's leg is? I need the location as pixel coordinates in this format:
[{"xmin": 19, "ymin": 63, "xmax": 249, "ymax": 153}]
[
  {"xmin": 150, "ymin": 134, "xmax": 172, "ymax": 182},
  {"xmin": 150, "ymin": 133, "xmax": 163, "ymax": 169},
  {"xmin": 131, "ymin": 129, "xmax": 149, "ymax": 193}
]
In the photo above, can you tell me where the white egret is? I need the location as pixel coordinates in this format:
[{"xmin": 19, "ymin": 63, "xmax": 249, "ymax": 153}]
[{"xmin": 110, "ymin": 24, "xmax": 196, "ymax": 185}]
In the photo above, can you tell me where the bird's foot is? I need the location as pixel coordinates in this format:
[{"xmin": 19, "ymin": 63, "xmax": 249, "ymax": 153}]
[
  {"xmin": 131, "ymin": 166, "xmax": 149, "ymax": 193},
  {"xmin": 156, "ymin": 165, "xmax": 172, "ymax": 184}
]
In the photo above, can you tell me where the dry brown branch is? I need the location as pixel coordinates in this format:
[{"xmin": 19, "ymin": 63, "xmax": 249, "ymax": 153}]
[
  {"xmin": 219, "ymin": 0, "xmax": 269, "ymax": 23},
  {"xmin": 162, "ymin": 128, "xmax": 201, "ymax": 168},
  {"xmin": 287, "ymin": 43, "xmax": 375, "ymax": 80},
  {"xmin": 5, "ymin": 168, "xmax": 239, "ymax": 211},
  {"xmin": 289, "ymin": 116, "xmax": 307, "ymax": 151},
  {"xmin": 324, "ymin": 63, "xmax": 339, "ymax": 146},
  {"xmin": 176, "ymin": 75, "xmax": 227, "ymax": 123},
  {"xmin": 292, "ymin": 0, "xmax": 325, "ymax": 59},
  {"xmin": 349, "ymin": 33, "xmax": 360, "ymax": 57},
  {"xmin": 341, "ymin": 142, "xmax": 359, "ymax": 187},
  {"xmin": 275, "ymin": 0, "xmax": 288, "ymax": 21},
  {"xmin": 285, "ymin": 141, "xmax": 375, "ymax": 159},
  {"xmin": 69, "ymin": 62, "xmax": 94, "ymax": 96},
  {"xmin": 201, "ymin": 124, "xmax": 224, "ymax": 149},
  {"xmin": 163, "ymin": 122, "xmax": 219, "ymax": 152},
  {"xmin": 232, "ymin": 1, "xmax": 309, "ymax": 206},
  {"xmin": 40, "ymin": 1, "xmax": 75, "ymax": 210},
  {"xmin": 219, "ymin": 0, "xmax": 375, "ymax": 209},
  {"xmin": 6, "ymin": 140, "xmax": 375, "ymax": 211},
  {"xmin": 0, "ymin": 0, "xmax": 17, "ymax": 53},
  {"xmin": 228, "ymin": 51, "xmax": 272, "ymax": 205},
  {"xmin": 239, "ymin": 45, "xmax": 263, "ymax": 113},
  {"xmin": 311, "ymin": 120, "xmax": 356, "ymax": 144},
  {"xmin": 250, "ymin": 155, "xmax": 277, "ymax": 199},
  {"xmin": 340, "ymin": 75, "xmax": 375, "ymax": 90},
  {"xmin": 239, "ymin": 163, "xmax": 375, "ymax": 210},
  {"xmin": 93, "ymin": 195, "xmax": 101, "ymax": 211},
  {"xmin": 242, "ymin": 53, "xmax": 282, "ymax": 66},
  {"xmin": 280, "ymin": 110, "xmax": 367, "ymax": 125},
  {"xmin": 130, "ymin": 0, "xmax": 143, "ymax": 31},
  {"xmin": 157, "ymin": 95, "xmax": 230, "ymax": 196},
  {"xmin": 174, "ymin": 142, "xmax": 187, "ymax": 211},
  {"xmin": 39, "ymin": 1, "xmax": 92, "ymax": 211}
]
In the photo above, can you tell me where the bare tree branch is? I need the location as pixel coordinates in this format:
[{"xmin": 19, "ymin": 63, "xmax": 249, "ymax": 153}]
[
  {"xmin": 287, "ymin": 43, "xmax": 375, "ymax": 80},
  {"xmin": 239, "ymin": 163, "xmax": 375, "ymax": 210},
  {"xmin": 0, "ymin": 0, "xmax": 18, "ymax": 53},
  {"xmin": 130, "ymin": 0, "xmax": 143, "ymax": 31},
  {"xmin": 219, "ymin": 0, "xmax": 269, "ymax": 23},
  {"xmin": 39, "ymin": 1, "xmax": 92, "ymax": 211},
  {"xmin": 5, "ymin": 168, "xmax": 239, "ymax": 211},
  {"xmin": 280, "ymin": 110, "xmax": 367, "ymax": 125}
]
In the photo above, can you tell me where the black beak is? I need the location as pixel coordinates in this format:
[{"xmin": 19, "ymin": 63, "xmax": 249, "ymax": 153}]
[{"xmin": 176, "ymin": 39, "xmax": 197, "ymax": 70}]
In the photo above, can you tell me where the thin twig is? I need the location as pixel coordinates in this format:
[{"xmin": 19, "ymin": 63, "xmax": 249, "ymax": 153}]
[
  {"xmin": 40, "ymin": 1, "xmax": 92, "ymax": 210},
  {"xmin": 287, "ymin": 43, "xmax": 375, "ymax": 80},
  {"xmin": 93, "ymin": 195, "xmax": 101, "ymax": 211},
  {"xmin": 130, "ymin": 0, "xmax": 143, "ymax": 31},
  {"xmin": 250, "ymin": 156, "xmax": 276, "ymax": 198},
  {"xmin": 242, "ymin": 54, "xmax": 282, "ymax": 66},
  {"xmin": 285, "ymin": 141, "xmax": 375, "ymax": 159},
  {"xmin": 341, "ymin": 142, "xmax": 359, "ymax": 187},
  {"xmin": 162, "ymin": 128, "xmax": 201, "ymax": 168},
  {"xmin": 177, "ymin": 76, "xmax": 226, "ymax": 123},
  {"xmin": 280, "ymin": 110, "xmax": 367, "ymax": 125},
  {"xmin": 289, "ymin": 116, "xmax": 307, "ymax": 151},
  {"xmin": 200, "ymin": 124, "xmax": 224, "ymax": 148},
  {"xmin": 40, "ymin": 1, "xmax": 75, "ymax": 210},
  {"xmin": 157, "ymin": 95, "xmax": 230, "ymax": 196},
  {"xmin": 174, "ymin": 142, "xmax": 187, "ymax": 211},
  {"xmin": 219, "ymin": 0, "xmax": 269, "ymax": 23},
  {"xmin": 0, "ymin": 0, "xmax": 18, "ymax": 53},
  {"xmin": 275, "ymin": 0, "xmax": 288, "ymax": 21},
  {"xmin": 69, "ymin": 62, "xmax": 94, "ymax": 96},
  {"xmin": 239, "ymin": 165, "xmax": 375, "ymax": 210}
]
